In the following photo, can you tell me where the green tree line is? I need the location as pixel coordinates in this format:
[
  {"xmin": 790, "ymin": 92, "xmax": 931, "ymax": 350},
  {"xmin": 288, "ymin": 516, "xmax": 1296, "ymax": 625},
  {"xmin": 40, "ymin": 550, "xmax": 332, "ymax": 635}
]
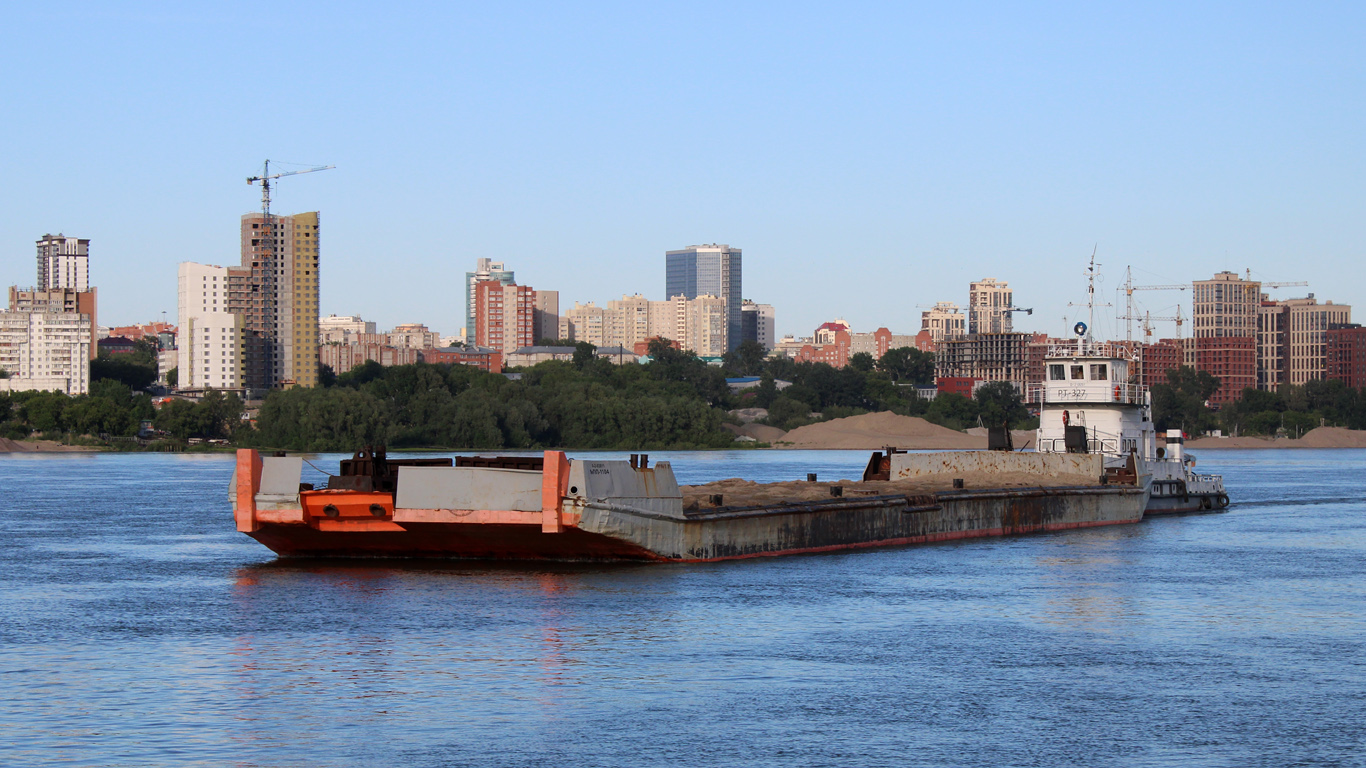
[
  {"xmin": 1148, "ymin": 365, "xmax": 1366, "ymax": 436},
  {"xmin": 2, "ymin": 338, "xmax": 1037, "ymax": 450},
  {"xmin": 249, "ymin": 340, "xmax": 737, "ymax": 451},
  {"xmin": 724, "ymin": 341, "xmax": 1031, "ymax": 432},
  {"xmin": 1, "ymin": 339, "xmax": 242, "ymax": 444}
]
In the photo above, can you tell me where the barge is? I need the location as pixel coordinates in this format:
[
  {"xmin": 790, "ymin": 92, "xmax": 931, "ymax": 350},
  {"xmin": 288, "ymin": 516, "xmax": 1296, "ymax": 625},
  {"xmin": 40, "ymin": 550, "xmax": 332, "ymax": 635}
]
[{"xmin": 231, "ymin": 446, "xmax": 1149, "ymax": 562}]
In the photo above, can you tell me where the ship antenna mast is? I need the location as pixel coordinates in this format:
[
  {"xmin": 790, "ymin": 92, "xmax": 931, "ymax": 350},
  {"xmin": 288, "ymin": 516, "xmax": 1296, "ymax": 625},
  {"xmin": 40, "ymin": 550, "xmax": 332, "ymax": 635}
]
[{"xmin": 1086, "ymin": 245, "xmax": 1098, "ymax": 343}]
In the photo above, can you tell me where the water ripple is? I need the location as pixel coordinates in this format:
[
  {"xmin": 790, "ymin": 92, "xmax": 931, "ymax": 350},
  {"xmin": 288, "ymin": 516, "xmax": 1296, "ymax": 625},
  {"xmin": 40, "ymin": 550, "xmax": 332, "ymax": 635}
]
[{"xmin": 0, "ymin": 449, "xmax": 1363, "ymax": 766}]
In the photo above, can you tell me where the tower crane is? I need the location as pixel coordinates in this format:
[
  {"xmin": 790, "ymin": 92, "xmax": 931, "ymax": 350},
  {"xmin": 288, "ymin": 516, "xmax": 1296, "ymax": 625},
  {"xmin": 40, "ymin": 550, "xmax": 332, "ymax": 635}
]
[
  {"xmin": 245, "ymin": 160, "xmax": 334, "ymax": 274},
  {"xmin": 1119, "ymin": 266, "xmax": 1189, "ymax": 341},
  {"xmin": 1244, "ymin": 269, "xmax": 1308, "ymax": 291},
  {"xmin": 247, "ymin": 160, "xmax": 334, "ymax": 218},
  {"xmin": 243, "ymin": 159, "xmax": 333, "ymax": 389},
  {"xmin": 1140, "ymin": 307, "xmax": 1185, "ymax": 341}
]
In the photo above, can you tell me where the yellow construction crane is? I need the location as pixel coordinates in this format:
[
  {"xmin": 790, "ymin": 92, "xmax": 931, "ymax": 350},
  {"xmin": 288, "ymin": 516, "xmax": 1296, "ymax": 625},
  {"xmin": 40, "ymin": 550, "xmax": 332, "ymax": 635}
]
[
  {"xmin": 1140, "ymin": 307, "xmax": 1185, "ymax": 341},
  {"xmin": 1244, "ymin": 269, "xmax": 1308, "ymax": 291}
]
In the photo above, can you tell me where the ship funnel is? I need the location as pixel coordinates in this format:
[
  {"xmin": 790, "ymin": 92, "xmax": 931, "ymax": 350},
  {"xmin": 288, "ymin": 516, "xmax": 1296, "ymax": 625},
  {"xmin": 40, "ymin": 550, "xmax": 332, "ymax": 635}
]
[{"xmin": 1165, "ymin": 429, "xmax": 1183, "ymax": 463}]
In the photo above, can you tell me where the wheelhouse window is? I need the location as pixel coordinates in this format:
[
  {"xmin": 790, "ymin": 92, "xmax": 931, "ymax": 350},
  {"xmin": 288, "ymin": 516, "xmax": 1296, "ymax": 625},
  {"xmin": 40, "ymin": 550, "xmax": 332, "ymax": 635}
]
[
  {"xmin": 1049, "ymin": 364, "xmax": 1065, "ymax": 381},
  {"xmin": 1070, "ymin": 365, "xmax": 1085, "ymax": 380},
  {"xmin": 1090, "ymin": 364, "xmax": 1109, "ymax": 381}
]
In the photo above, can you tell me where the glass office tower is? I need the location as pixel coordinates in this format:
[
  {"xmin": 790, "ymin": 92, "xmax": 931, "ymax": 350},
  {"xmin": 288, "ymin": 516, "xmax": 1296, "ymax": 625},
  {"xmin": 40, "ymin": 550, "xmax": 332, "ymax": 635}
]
[{"xmin": 664, "ymin": 244, "xmax": 742, "ymax": 351}]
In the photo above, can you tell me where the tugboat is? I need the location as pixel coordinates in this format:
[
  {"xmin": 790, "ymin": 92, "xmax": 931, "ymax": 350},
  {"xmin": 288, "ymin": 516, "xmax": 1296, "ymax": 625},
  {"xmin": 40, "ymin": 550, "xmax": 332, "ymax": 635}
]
[
  {"xmin": 1031, "ymin": 260, "xmax": 1228, "ymax": 515},
  {"xmin": 1032, "ymin": 334, "xmax": 1228, "ymax": 514}
]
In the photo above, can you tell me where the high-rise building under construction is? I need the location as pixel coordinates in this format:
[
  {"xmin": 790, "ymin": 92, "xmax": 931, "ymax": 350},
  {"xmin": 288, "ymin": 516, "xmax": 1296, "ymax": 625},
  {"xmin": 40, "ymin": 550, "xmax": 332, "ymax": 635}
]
[{"xmin": 227, "ymin": 211, "xmax": 321, "ymax": 391}]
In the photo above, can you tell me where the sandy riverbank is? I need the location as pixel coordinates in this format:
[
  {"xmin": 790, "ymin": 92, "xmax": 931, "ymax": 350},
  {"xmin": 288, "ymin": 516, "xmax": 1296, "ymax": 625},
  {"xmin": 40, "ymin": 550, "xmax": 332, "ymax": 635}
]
[
  {"xmin": 1187, "ymin": 427, "xmax": 1366, "ymax": 449},
  {"xmin": 0, "ymin": 438, "xmax": 101, "ymax": 453}
]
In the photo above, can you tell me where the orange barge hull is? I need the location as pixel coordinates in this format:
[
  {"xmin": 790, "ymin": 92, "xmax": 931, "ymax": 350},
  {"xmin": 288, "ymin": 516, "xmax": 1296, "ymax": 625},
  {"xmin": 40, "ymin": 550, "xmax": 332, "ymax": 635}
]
[{"xmin": 248, "ymin": 524, "xmax": 667, "ymax": 560}]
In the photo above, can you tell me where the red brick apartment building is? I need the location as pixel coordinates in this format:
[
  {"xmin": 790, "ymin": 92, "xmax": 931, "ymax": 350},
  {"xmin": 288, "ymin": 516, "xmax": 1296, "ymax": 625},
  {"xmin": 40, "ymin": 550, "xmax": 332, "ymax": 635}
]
[
  {"xmin": 1195, "ymin": 336, "xmax": 1255, "ymax": 405},
  {"xmin": 796, "ymin": 330, "xmax": 851, "ymax": 368},
  {"xmin": 1327, "ymin": 324, "xmax": 1366, "ymax": 389},
  {"xmin": 422, "ymin": 346, "xmax": 503, "ymax": 373},
  {"xmin": 475, "ymin": 281, "xmax": 538, "ymax": 355},
  {"xmin": 1139, "ymin": 340, "xmax": 1184, "ymax": 389}
]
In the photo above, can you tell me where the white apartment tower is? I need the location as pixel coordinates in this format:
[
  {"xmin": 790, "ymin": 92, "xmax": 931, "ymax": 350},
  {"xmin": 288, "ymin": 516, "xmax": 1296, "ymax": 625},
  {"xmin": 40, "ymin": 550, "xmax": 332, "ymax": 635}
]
[
  {"xmin": 37, "ymin": 234, "xmax": 90, "ymax": 292},
  {"xmin": 922, "ymin": 301, "xmax": 966, "ymax": 342},
  {"xmin": 968, "ymin": 279, "xmax": 1013, "ymax": 334},
  {"xmin": 0, "ymin": 310, "xmax": 93, "ymax": 394},
  {"xmin": 560, "ymin": 302, "xmax": 606, "ymax": 347},
  {"xmin": 318, "ymin": 314, "xmax": 377, "ymax": 345},
  {"xmin": 561, "ymin": 294, "xmax": 729, "ymax": 356},
  {"xmin": 607, "ymin": 294, "xmax": 653, "ymax": 350},
  {"xmin": 178, "ymin": 262, "xmax": 244, "ymax": 390}
]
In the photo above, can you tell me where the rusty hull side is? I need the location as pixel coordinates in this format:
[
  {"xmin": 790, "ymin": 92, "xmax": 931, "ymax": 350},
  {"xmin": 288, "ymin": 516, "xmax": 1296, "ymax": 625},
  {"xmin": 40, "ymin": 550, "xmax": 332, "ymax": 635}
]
[
  {"xmin": 246, "ymin": 523, "xmax": 668, "ymax": 560},
  {"xmin": 577, "ymin": 485, "xmax": 1148, "ymax": 561}
]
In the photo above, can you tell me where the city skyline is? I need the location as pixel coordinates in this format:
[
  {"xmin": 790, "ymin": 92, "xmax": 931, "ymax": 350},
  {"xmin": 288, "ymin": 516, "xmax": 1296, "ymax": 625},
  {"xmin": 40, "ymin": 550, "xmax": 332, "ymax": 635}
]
[
  {"xmin": 12, "ymin": 226, "xmax": 1350, "ymax": 348},
  {"xmin": 3, "ymin": 4, "xmax": 1362, "ymax": 338}
]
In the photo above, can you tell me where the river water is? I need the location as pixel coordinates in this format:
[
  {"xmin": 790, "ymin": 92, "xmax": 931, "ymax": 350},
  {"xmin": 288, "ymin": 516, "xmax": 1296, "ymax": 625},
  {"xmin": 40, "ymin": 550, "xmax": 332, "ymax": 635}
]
[{"xmin": 1, "ymin": 449, "xmax": 1363, "ymax": 767}]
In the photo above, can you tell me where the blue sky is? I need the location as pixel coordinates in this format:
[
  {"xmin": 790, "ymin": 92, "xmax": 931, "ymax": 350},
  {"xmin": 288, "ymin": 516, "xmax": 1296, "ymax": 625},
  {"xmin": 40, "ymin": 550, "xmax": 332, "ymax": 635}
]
[{"xmin": 2, "ymin": 2, "xmax": 1362, "ymax": 341}]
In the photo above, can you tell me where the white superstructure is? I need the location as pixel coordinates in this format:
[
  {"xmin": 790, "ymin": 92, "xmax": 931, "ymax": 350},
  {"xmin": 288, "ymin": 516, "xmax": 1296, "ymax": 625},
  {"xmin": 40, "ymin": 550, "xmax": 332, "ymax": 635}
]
[{"xmin": 1032, "ymin": 337, "xmax": 1226, "ymax": 512}]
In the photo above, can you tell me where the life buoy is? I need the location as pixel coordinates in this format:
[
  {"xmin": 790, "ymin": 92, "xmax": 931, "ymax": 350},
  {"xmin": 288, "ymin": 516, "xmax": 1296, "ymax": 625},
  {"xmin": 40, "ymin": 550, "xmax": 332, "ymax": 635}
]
[{"xmin": 1062, "ymin": 410, "xmax": 1070, "ymax": 427}]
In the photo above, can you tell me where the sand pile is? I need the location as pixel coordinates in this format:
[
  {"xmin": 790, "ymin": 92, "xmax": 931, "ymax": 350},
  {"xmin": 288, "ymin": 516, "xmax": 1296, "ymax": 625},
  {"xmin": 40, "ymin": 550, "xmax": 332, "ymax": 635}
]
[
  {"xmin": 1185, "ymin": 436, "xmax": 1279, "ymax": 449},
  {"xmin": 722, "ymin": 423, "xmax": 788, "ymax": 443},
  {"xmin": 1296, "ymin": 427, "xmax": 1366, "ymax": 448},
  {"xmin": 0, "ymin": 438, "xmax": 30, "ymax": 452},
  {"xmin": 777, "ymin": 411, "xmax": 980, "ymax": 450}
]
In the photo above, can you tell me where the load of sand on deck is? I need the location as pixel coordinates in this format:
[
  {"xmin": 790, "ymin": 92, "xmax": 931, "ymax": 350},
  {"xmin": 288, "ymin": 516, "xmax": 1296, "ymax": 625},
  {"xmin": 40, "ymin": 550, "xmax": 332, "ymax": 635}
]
[
  {"xmin": 681, "ymin": 470, "xmax": 1102, "ymax": 509},
  {"xmin": 776, "ymin": 411, "xmax": 981, "ymax": 450}
]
